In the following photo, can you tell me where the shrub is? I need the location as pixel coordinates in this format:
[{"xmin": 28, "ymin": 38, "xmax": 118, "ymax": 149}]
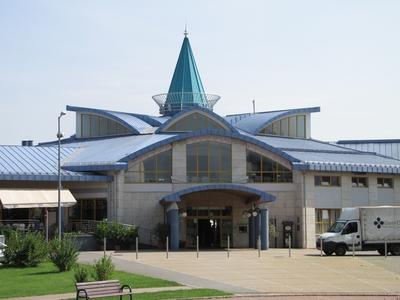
[
  {"xmin": 94, "ymin": 221, "xmax": 138, "ymax": 250},
  {"xmin": 153, "ymin": 223, "xmax": 169, "ymax": 248},
  {"xmin": 4, "ymin": 231, "xmax": 47, "ymax": 267},
  {"xmin": 93, "ymin": 255, "xmax": 115, "ymax": 281},
  {"xmin": 48, "ymin": 237, "xmax": 78, "ymax": 272},
  {"xmin": 74, "ymin": 264, "xmax": 90, "ymax": 283},
  {"xmin": 0, "ymin": 224, "xmax": 15, "ymax": 240}
]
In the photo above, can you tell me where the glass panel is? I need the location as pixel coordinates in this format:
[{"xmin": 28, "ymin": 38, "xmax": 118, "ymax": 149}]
[
  {"xmin": 296, "ymin": 115, "xmax": 306, "ymax": 138},
  {"xmin": 82, "ymin": 114, "xmax": 91, "ymax": 138},
  {"xmin": 331, "ymin": 176, "xmax": 340, "ymax": 186},
  {"xmin": 272, "ymin": 121, "xmax": 280, "ymax": 135},
  {"xmin": 165, "ymin": 113, "xmax": 225, "ymax": 132},
  {"xmin": 99, "ymin": 117, "xmax": 108, "ymax": 136},
  {"xmin": 289, "ymin": 116, "xmax": 297, "ymax": 137},
  {"xmin": 90, "ymin": 115, "xmax": 99, "ymax": 137},
  {"xmin": 266, "ymin": 125, "xmax": 273, "ymax": 135},
  {"xmin": 280, "ymin": 118, "xmax": 289, "ymax": 136},
  {"xmin": 95, "ymin": 199, "xmax": 107, "ymax": 221},
  {"xmin": 108, "ymin": 119, "xmax": 117, "ymax": 135}
]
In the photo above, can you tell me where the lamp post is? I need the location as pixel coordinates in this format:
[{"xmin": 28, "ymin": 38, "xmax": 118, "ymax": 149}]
[{"xmin": 57, "ymin": 111, "xmax": 66, "ymax": 240}]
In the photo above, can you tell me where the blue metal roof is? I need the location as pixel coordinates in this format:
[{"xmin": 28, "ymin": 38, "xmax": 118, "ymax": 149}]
[
  {"xmin": 336, "ymin": 140, "xmax": 400, "ymax": 160},
  {"xmin": 66, "ymin": 105, "xmax": 155, "ymax": 134},
  {"xmin": 0, "ymin": 145, "xmax": 110, "ymax": 182},
  {"xmin": 226, "ymin": 107, "xmax": 320, "ymax": 134},
  {"xmin": 160, "ymin": 184, "xmax": 276, "ymax": 203},
  {"xmin": 155, "ymin": 106, "xmax": 239, "ymax": 134}
]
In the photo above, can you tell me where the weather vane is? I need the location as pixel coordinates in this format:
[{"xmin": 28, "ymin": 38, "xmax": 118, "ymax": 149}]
[{"xmin": 184, "ymin": 22, "xmax": 188, "ymax": 37}]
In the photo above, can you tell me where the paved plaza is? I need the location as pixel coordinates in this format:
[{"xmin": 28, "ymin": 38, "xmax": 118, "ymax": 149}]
[{"xmin": 80, "ymin": 248, "xmax": 400, "ymax": 296}]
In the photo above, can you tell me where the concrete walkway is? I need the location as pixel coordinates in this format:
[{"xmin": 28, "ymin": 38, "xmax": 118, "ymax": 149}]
[
  {"xmin": 5, "ymin": 286, "xmax": 194, "ymax": 300},
  {"xmin": 78, "ymin": 249, "xmax": 400, "ymax": 296}
]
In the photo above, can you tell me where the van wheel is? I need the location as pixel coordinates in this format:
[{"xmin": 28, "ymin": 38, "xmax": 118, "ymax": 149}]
[
  {"xmin": 377, "ymin": 249, "xmax": 386, "ymax": 256},
  {"xmin": 335, "ymin": 245, "xmax": 347, "ymax": 256},
  {"xmin": 323, "ymin": 250, "xmax": 334, "ymax": 256},
  {"xmin": 390, "ymin": 245, "xmax": 400, "ymax": 256}
]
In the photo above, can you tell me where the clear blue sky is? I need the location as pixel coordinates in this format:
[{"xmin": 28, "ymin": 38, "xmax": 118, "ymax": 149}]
[{"xmin": 1, "ymin": 0, "xmax": 399, "ymax": 144}]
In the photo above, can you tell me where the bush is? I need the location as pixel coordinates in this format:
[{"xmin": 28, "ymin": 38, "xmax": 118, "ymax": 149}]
[
  {"xmin": 153, "ymin": 223, "xmax": 169, "ymax": 248},
  {"xmin": 94, "ymin": 221, "xmax": 138, "ymax": 250},
  {"xmin": 0, "ymin": 224, "xmax": 15, "ymax": 241},
  {"xmin": 4, "ymin": 231, "xmax": 47, "ymax": 267},
  {"xmin": 48, "ymin": 237, "xmax": 78, "ymax": 272},
  {"xmin": 93, "ymin": 255, "xmax": 115, "ymax": 281},
  {"xmin": 74, "ymin": 264, "xmax": 90, "ymax": 283}
]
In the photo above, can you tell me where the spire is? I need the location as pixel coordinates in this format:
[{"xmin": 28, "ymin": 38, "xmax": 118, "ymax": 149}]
[{"xmin": 152, "ymin": 32, "xmax": 220, "ymax": 116}]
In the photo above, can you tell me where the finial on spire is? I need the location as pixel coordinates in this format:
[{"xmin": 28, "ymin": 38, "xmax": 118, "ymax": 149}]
[{"xmin": 184, "ymin": 22, "xmax": 188, "ymax": 37}]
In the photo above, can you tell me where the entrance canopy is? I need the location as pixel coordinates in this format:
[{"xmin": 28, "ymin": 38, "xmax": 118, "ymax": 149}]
[
  {"xmin": 160, "ymin": 183, "xmax": 276, "ymax": 204},
  {"xmin": 0, "ymin": 189, "xmax": 77, "ymax": 209}
]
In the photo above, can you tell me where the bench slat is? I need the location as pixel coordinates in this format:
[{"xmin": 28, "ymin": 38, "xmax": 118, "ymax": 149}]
[
  {"xmin": 76, "ymin": 280, "xmax": 119, "ymax": 287},
  {"xmin": 76, "ymin": 279, "xmax": 133, "ymax": 299}
]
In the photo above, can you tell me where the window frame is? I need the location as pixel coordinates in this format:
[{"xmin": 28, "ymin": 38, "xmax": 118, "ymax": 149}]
[
  {"xmin": 314, "ymin": 175, "xmax": 341, "ymax": 187},
  {"xmin": 377, "ymin": 177, "xmax": 393, "ymax": 189},
  {"xmin": 351, "ymin": 176, "xmax": 369, "ymax": 188}
]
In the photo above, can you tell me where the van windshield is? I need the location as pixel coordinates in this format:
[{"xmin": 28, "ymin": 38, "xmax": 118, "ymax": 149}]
[{"xmin": 328, "ymin": 221, "xmax": 346, "ymax": 233}]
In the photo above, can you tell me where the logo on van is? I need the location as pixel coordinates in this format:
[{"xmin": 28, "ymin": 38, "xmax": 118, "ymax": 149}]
[{"xmin": 373, "ymin": 217, "xmax": 384, "ymax": 229}]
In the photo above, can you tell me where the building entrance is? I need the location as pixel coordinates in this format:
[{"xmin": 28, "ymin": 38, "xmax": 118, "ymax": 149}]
[{"xmin": 186, "ymin": 206, "xmax": 232, "ymax": 248}]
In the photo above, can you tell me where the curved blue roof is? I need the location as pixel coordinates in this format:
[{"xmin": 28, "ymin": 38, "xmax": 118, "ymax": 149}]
[
  {"xmin": 160, "ymin": 184, "xmax": 276, "ymax": 203},
  {"xmin": 227, "ymin": 107, "xmax": 320, "ymax": 134},
  {"xmin": 155, "ymin": 106, "xmax": 239, "ymax": 134},
  {"xmin": 67, "ymin": 105, "xmax": 155, "ymax": 134}
]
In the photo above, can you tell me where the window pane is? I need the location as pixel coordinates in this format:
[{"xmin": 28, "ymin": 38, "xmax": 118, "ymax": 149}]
[
  {"xmin": 90, "ymin": 115, "xmax": 99, "ymax": 137},
  {"xmin": 296, "ymin": 115, "xmax": 306, "ymax": 138},
  {"xmin": 266, "ymin": 125, "xmax": 273, "ymax": 135},
  {"xmin": 331, "ymin": 176, "xmax": 340, "ymax": 186},
  {"xmin": 289, "ymin": 116, "xmax": 297, "ymax": 137},
  {"xmin": 99, "ymin": 117, "xmax": 108, "ymax": 136},
  {"xmin": 272, "ymin": 121, "xmax": 280, "ymax": 135},
  {"xmin": 280, "ymin": 118, "xmax": 289, "ymax": 136},
  {"xmin": 315, "ymin": 176, "xmax": 322, "ymax": 186},
  {"xmin": 82, "ymin": 114, "xmax": 91, "ymax": 138},
  {"xmin": 351, "ymin": 177, "xmax": 358, "ymax": 187},
  {"xmin": 197, "ymin": 142, "xmax": 208, "ymax": 173}
]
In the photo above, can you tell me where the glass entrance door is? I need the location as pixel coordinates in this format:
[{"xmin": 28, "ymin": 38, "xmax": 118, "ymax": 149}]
[{"xmin": 185, "ymin": 206, "xmax": 232, "ymax": 248}]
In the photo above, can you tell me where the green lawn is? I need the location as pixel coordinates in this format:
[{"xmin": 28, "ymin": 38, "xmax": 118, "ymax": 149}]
[{"xmin": 0, "ymin": 262, "xmax": 180, "ymax": 299}]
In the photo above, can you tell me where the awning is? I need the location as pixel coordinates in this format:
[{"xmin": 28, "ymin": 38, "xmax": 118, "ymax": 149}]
[{"xmin": 0, "ymin": 189, "xmax": 77, "ymax": 209}]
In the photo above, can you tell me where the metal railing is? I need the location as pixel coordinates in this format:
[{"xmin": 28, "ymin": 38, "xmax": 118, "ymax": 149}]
[{"xmin": 0, "ymin": 219, "xmax": 42, "ymax": 232}]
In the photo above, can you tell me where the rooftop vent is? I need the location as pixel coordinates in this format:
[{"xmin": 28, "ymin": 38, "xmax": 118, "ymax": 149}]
[{"xmin": 21, "ymin": 140, "xmax": 33, "ymax": 146}]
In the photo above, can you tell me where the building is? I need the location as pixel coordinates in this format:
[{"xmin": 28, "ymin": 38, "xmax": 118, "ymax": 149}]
[{"xmin": 1, "ymin": 33, "xmax": 400, "ymax": 250}]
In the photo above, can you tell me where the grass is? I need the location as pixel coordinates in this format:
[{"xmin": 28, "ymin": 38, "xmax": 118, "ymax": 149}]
[{"xmin": 0, "ymin": 262, "xmax": 179, "ymax": 299}]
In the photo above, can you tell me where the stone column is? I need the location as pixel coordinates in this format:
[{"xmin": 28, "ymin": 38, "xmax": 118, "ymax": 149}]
[
  {"xmin": 248, "ymin": 216, "xmax": 254, "ymax": 248},
  {"xmin": 167, "ymin": 202, "xmax": 179, "ymax": 250},
  {"xmin": 260, "ymin": 207, "xmax": 269, "ymax": 250}
]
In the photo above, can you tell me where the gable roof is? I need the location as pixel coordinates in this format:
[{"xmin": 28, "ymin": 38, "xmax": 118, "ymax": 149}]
[{"xmin": 226, "ymin": 107, "xmax": 320, "ymax": 134}]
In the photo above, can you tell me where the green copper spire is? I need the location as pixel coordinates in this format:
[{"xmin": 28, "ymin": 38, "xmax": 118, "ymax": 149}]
[{"xmin": 153, "ymin": 31, "xmax": 220, "ymax": 116}]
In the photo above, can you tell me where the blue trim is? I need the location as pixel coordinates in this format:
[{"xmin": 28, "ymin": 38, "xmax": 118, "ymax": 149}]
[
  {"xmin": 0, "ymin": 173, "xmax": 111, "ymax": 182},
  {"xmin": 67, "ymin": 105, "xmax": 146, "ymax": 135},
  {"xmin": 62, "ymin": 162, "xmax": 127, "ymax": 172},
  {"xmin": 160, "ymin": 184, "xmax": 276, "ymax": 203},
  {"xmin": 337, "ymin": 139, "xmax": 400, "ymax": 145},
  {"xmin": 119, "ymin": 129, "xmax": 299, "ymax": 164},
  {"xmin": 155, "ymin": 107, "xmax": 239, "ymax": 134}
]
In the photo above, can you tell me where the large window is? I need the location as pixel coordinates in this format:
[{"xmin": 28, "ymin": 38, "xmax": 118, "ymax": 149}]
[
  {"xmin": 125, "ymin": 150, "xmax": 172, "ymax": 183},
  {"xmin": 246, "ymin": 150, "xmax": 292, "ymax": 183},
  {"xmin": 377, "ymin": 177, "xmax": 393, "ymax": 188},
  {"xmin": 81, "ymin": 114, "xmax": 131, "ymax": 138},
  {"xmin": 187, "ymin": 142, "xmax": 232, "ymax": 183},
  {"xmin": 352, "ymin": 177, "xmax": 368, "ymax": 187},
  {"xmin": 70, "ymin": 199, "xmax": 107, "ymax": 221},
  {"xmin": 314, "ymin": 175, "xmax": 341, "ymax": 187},
  {"xmin": 315, "ymin": 209, "xmax": 341, "ymax": 235},
  {"xmin": 165, "ymin": 112, "xmax": 226, "ymax": 132},
  {"xmin": 259, "ymin": 115, "xmax": 306, "ymax": 138}
]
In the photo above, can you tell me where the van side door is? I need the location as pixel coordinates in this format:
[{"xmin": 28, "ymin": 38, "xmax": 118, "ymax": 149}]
[{"xmin": 342, "ymin": 221, "xmax": 361, "ymax": 250}]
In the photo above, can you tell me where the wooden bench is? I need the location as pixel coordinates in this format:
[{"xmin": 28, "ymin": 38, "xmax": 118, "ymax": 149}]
[{"xmin": 75, "ymin": 280, "xmax": 133, "ymax": 299}]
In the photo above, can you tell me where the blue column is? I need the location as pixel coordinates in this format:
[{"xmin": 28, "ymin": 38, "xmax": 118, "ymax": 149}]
[
  {"xmin": 260, "ymin": 208, "xmax": 269, "ymax": 250},
  {"xmin": 167, "ymin": 203, "xmax": 179, "ymax": 250},
  {"xmin": 248, "ymin": 216, "xmax": 254, "ymax": 248},
  {"xmin": 254, "ymin": 214, "xmax": 260, "ymax": 249}
]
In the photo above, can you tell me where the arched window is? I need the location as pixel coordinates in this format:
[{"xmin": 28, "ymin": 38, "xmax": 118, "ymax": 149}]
[
  {"xmin": 164, "ymin": 112, "xmax": 227, "ymax": 132},
  {"xmin": 186, "ymin": 141, "xmax": 232, "ymax": 183},
  {"xmin": 259, "ymin": 115, "xmax": 306, "ymax": 138},
  {"xmin": 246, "ymin": 150, "xmax": 292, "ymax": 183},
  {"xmin": 125, "ymin": 150, "xmax": 172, "ymax": 183},
  {"xmin": 81, "ymin": 114, "xmax": 131, "ymax": 138}
]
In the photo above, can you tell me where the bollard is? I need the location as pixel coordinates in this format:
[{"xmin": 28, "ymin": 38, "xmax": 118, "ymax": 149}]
[
  {"xmin": 196, "ymin": 235, "xmax": 199, "ymax": 259},
  {"xmin": 352, "ymin": 240, "xmax": 355, "ymax": 257},
  {"xmin": 103, "ymin": 237, "xmax": 106, "ymax": 257},
  {"xmin": 320, "ymin": 237, "xmax": 323, "ymax": 257},
  {"xmin": 385, "ymin": 240, "xmax": 387, "ymax": 259},
  {"xmin": 135, "ymin": 236, "xmax": 139, "ymax": 260},
  {"xmin": 166, "ymin": 236, "xmax": 169, "ymax": 259},
  {"xmin": 288, "ymin": 235, "xmax": 292, "ymax": 258},
  {"xmin": 227, "ymin": 235, "xmax": 230, "ymax": 259},
  {"xmin": 258, "ymin": 235, "xmax": 261, "ymax": 258}
]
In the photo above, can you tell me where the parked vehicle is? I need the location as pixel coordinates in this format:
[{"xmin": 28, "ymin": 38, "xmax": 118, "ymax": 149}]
[{"xmin": 317, "ymin": 206, "xmax": 400, "ymax": 256}]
